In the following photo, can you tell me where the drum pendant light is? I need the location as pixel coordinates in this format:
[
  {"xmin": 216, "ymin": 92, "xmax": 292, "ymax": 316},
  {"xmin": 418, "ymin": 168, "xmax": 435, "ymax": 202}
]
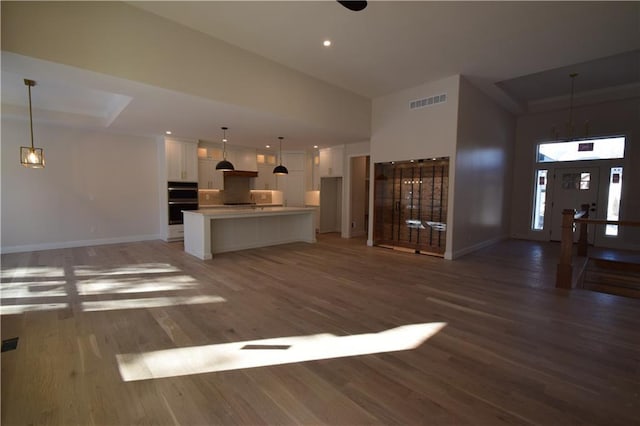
[
  {"xmin": 20, "ymin": 79, "xmax": 45, "ymax": 168},
  {"xmin": 215, "ymin": 126, "xmax": 234, "ymax": 171},
  {"xmin": 273, "ymin": 136, "xmax": 288, "ymax": 175}
]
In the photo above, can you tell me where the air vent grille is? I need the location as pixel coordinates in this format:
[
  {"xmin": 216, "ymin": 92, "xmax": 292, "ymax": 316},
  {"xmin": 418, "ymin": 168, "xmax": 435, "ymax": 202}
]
[{"xmin": 410, "ymin": 93, "xmax": 447, "ymax": 110}]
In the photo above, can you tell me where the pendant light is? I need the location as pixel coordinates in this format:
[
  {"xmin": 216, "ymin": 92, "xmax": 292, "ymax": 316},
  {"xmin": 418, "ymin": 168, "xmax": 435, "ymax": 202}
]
[
  {"xmin": 20, "ymin": 79, "xmax": 45, "ymax": 168},
  {"xmin": 273, "ymin": 136, "xmax": 288, "ymax": 175},
  {"xmin": 215, "ymin": 126, "xmax": 234, "ymax": 171},
  {"xmin": 551, "ymin": 73, "xmax": 590, "ymax": 142}
]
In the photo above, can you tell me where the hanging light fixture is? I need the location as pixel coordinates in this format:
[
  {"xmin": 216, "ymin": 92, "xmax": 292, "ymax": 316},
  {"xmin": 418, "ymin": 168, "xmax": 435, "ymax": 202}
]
[
  {"xmin": 552, "ymin": 73, "xmax": 590, "ymax": 142},
  {"xmin": 20, "ymin": 79, "xmax": 45, "ymax": 168},
  {"xmin": 215, "ymin": 126, "xmax": 235, "ymax": 171},
  {"xmin": 273, "ymin": 136, "xmax": 288, "ymax": 175}
]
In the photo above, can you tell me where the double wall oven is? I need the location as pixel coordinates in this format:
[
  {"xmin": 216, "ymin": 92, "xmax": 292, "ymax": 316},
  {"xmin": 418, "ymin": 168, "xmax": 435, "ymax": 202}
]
[{"xmin": 168, "ymin": 181, "xmax": 198, "ymax": 225}]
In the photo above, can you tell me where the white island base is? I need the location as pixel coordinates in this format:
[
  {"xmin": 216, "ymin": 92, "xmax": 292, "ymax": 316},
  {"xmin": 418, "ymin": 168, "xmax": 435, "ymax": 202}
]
[{"xmin": 183, "ymin": 207, "xmax": 316, "ymax": 260}]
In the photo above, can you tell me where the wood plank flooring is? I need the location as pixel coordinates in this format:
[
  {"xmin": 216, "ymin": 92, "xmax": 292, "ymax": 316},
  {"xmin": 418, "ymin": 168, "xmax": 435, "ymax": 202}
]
[{"xmin": 1, "ymin": 235, "xmax": 639, "ymax": 425}]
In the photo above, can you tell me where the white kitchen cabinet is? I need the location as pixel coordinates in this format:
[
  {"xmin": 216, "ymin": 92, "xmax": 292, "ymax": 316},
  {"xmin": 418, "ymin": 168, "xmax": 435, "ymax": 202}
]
[
  {"xmin": 198, "ymin": 146, "xmax": 223, "ymax": 160},
  {"xmin": 319, "ymin": 145, "xmax": 344, "ymax": 177},
  {"xmin": 232, "ymin": 147, "xmax": 258, "ymax": 171},
  {"xmin": 306, "ymin": 151, "xmax": 320, "ymax": 190},
  {"xmin": 278, "ymin": 170, "xmax": 305, "ymax": 207},
  {"xmin": 282, "ymin": 152, "xmax": 305, "ymax": 171},
  {"xmin": 276, "ymin": 152, "xmax": 306, "ymax": 206},
  {"xmin": 198, "ymin": 158, "xmax": 224, "ymax": 189},
  {"xmin": 254, "ymin": 164, "xmax": 277, "ymax": 190},
  {"xmin": 166, "ymin": 138, "xmax": 198, "ymax": 182}
]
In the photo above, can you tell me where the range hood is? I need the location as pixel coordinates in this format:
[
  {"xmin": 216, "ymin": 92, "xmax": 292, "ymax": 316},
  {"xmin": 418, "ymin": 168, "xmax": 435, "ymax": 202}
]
[
  {"xmin": 223, "ymin": 170, "xmax": 258, "ymax": 204},
  {"xmin": 224, "ymin": 170, "xmax": 258, "ymax": 177}
]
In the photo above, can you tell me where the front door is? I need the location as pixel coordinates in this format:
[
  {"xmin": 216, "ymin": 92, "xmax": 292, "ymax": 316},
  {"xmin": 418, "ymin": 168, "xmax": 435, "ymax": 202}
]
[{"xmin": 549, "ymin": 167, "xmax": 599, "ymax": 242}]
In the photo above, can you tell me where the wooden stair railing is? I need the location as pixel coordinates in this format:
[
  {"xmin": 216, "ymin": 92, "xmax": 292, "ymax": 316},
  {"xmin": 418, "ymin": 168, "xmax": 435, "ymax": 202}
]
[{"xmin": 556, "ymin": 208, "xmax": 640, "ymax": 289}]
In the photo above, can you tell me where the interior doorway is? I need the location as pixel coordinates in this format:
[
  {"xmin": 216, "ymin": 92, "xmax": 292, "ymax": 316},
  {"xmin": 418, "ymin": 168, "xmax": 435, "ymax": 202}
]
[
  {"xmin": 320, "ymin": 177, "xmax": 342, "ymax": 233},
  {"xmin": 349, "ymin": 156, "xmax": 370, "ymax": 238}
]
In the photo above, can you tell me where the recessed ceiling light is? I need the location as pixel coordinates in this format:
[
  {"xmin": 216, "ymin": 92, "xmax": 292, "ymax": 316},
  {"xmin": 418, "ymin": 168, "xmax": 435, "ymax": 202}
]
[
  {"xmin": 165, "ymin": 130, "xmax": 172, "ymax": 135},
  {"xmin": 323, "ymin": 40, "xmax": 331, "ymax": 47},
  {"xmin": 313, "ymin": 145, "xmax": 318, "ymax": 149},
  {"xmin": 265, "ymin": 145, "xmax": 271, "ymax": 148}
]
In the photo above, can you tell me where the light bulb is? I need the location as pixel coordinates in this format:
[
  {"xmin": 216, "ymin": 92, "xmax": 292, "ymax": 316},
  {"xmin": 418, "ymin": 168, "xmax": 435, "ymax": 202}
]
[{"xmin": 28, "ymin": 150, "xmax": 38, "ymax": 163}]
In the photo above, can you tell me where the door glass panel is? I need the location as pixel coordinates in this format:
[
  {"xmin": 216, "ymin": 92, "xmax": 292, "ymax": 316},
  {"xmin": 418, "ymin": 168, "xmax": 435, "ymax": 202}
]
[
  {"xmin": 374, "ymin": 159, "xmax": 449, "ymax": 255},
  {"xmin": 532, "ymin": 170, "xmax": 547, "ymax": 230},
  {"xmin": 605, "ymin": 167, "xmax": 623, "ymax": 236},
  {"xmin": 579, "ymin": 173, "xmax": 590, "ymax": 190}
]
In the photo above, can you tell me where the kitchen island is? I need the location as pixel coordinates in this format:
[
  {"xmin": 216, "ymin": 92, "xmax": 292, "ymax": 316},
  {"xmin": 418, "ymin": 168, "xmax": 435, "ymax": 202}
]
[{"xmin": 183, "ymin": 207, "xmax": 316, "ymax": 259}]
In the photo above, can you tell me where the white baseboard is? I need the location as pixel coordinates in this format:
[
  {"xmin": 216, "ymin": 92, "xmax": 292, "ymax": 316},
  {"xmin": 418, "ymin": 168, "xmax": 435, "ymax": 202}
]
[
  {"xmin": 452, "ymin": 235, "xmax": 508, "ymax": 259},
  {"xmin": 1, "ymin": 234, "xmax": 162, "ymax": 254}
]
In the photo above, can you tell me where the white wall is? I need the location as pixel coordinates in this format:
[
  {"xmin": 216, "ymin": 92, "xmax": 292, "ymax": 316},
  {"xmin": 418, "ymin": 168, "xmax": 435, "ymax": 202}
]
[
  {"xmin": 511, "ymin": 97, "xmax": 640, "ymax": 249},
  {"xmin": 453, "ymin": 76, "xmax": 515, "ymax": 258},
  {"xmin": 371, "ymin": 75, "xmax": 460, "ymax": 163},
  {"xmin": 370, "ymin": 75, "xmax": 460, "ymax": 258},
  {"xmin": 1, "ymin": 119, "xmax": 160, "ymax": 252}
]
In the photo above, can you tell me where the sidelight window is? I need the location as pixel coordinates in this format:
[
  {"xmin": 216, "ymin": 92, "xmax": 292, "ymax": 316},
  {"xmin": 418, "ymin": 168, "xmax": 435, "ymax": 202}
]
[
  {"xmin": 605, "ymin": 167, "xmax": 623, "ymax": 236},
  {"xmin": 531, "ymin": 170, "xmax": 547, "ymax": 230}
]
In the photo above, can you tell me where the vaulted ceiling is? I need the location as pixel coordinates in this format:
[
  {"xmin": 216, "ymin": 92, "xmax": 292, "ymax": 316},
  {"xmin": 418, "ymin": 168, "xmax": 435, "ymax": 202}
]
[{"xmin": 2, "ymin": 1, "xmax": 639, "ymax": 148}]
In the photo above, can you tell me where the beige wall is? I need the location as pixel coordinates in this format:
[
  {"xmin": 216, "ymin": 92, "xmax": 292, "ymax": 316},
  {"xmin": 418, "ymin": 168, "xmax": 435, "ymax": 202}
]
[
  {"xmin": 453, "ymin": 76, "xmax": 515, "ymax": 257},
  {"xmin": 1, "ymin": 118, "xmax": 160, "ymax": 252},
  {"xmin": 511, "ymin": 97, "xmax": 640, "ymax": 249},
  {"xmin": 371, "ymin": 75, "xmax": 460, "ymax": 163},
  {"xmin": 1, "ymin": 1, "xmax": 371, "ymax": 140}
]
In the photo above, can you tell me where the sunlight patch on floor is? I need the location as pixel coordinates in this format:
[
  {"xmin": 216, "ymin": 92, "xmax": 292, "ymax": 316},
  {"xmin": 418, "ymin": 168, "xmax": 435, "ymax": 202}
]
[
  {"xmin": 77, "ymin": 275, "xmax": 198, "ymax": 295},
  {"xmin": 117, "ymin": 322, "xmax": 447, "ymax": 381},
  {"xmin": 1, "ymin": 264, "xmax": 222, "ymax": 315},
  {"xmin": 0, "ymin": 281, "xmax": 69, "ymax": 298},
  {"xmin": 1, "ymin": 302, "xmax": 70, "ymax": 315},
  {"xmin": 73, "ymin": 264, "xmax": 181, "ymax": 276},
  {"xmin": 1, "ymin": 266, "xmax": 65, "ymax": 279},
  {"xmin": 82, "ymin": 294, "xmax": 226, "ymax": 312}
]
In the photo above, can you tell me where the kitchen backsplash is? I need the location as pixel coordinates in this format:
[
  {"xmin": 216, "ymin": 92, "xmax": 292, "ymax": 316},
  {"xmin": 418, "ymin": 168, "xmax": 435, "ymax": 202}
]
[
  {"xmin": 199, "ymin": 190, "xmax": 277, "ymax": 206},
  {"xmin": 198, "ymin": 190, "xmax": 223, "ymax": 205},
  {"xmin": 223, "ymin": 176, "xmax": 252, "ymax": 204}
]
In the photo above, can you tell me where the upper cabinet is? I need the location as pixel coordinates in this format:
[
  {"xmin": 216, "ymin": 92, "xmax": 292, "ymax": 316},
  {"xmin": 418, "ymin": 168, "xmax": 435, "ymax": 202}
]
[
  {"xmin": 165, "ymin": 137, "xmax": 198, "ymax": 182},
  {"xmin": 319, "ymin": 145, "xmax": 344, "ymax": 177},
  {"xmin": 282, "ymin": 152, "xmax": 305, "ymax": 171},
  {"xmin": 254, "ymin": 151, "xmax": 277, "ymax": 190},
  {"xmin": 199, "ymin": 143, "xmax": 257, "ymax": 172},
  {"xmin": 233, "ymin": 147, "xmax": 258, "ymax": 171},
  {"xmin": 306, "ymin": 150, "xmax": 320, "ymax": 190},
  {"xmin": 198, "ymin": 158, "xmax": 224, "ymax": 190}
]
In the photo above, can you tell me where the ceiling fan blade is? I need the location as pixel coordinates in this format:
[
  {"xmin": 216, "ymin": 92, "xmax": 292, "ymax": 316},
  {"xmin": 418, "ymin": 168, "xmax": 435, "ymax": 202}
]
[{"xmin": 337, "ymin": 1, "xmax": 368, "ymax": 12}]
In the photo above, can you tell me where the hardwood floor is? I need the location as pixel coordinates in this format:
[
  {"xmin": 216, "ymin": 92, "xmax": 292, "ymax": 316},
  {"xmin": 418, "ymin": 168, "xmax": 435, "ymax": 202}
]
[{"xmin": 2, "ymin": 235, "xmax": 639, "ymax": 425}]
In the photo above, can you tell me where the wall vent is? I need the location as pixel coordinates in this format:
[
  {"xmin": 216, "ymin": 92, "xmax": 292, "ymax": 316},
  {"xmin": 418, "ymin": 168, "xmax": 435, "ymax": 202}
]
[{"xmin": 410, "ymin": 93, "xmax": 447, "ymax": 110}]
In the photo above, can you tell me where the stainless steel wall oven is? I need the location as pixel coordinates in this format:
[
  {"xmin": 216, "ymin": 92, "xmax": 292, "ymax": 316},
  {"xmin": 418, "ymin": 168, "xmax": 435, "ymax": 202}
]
[{"xmin": 168, "ymin": 181, "xmax": 198, "ymax": 225}]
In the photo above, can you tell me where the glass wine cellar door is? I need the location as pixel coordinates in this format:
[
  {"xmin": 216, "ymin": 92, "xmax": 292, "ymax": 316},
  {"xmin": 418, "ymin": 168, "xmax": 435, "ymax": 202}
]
[{"xmin": 374, "ymin": 159, "xmax": 449, "ymax": 256}]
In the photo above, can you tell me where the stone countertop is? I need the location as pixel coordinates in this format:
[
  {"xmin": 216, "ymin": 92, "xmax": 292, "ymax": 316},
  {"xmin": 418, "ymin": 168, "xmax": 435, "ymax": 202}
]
[
  {"xmin": 197, "ymin": 203, "xmax": 283, "ymax": 209},
  {"xmin": 184, "ymin": 206, "xmax": 316, "ymax": 219}
]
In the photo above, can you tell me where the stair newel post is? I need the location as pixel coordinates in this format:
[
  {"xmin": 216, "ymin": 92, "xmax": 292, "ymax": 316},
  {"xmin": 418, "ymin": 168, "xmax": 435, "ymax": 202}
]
[
  {"xmin": 556, "ymin": 209, "xmax": 576, "ymax": 289},
  {"xmin": 577, "ymin": 203, "xmax": 589, "ymax": 257}
]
